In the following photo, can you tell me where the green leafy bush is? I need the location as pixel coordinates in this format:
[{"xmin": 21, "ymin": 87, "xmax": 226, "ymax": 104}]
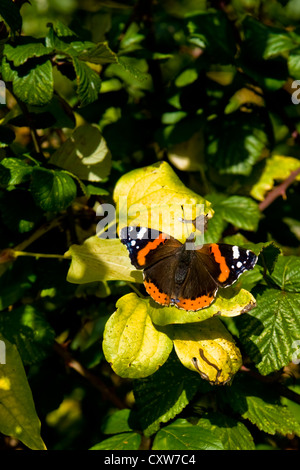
[{"xmin": 1, "ymin": 0, "xmax": 300, "ymax": 451}]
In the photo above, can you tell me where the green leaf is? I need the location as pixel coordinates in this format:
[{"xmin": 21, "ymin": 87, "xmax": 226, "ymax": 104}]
[
  {"xmin": 215, "ymin": 195, "xmax": 260, "ymax": 231},
  {"xmin": 175, "ymin": 68, "xmax": 198, "ymax": 88},
  {"xmin": 0, "ymin": 0, "xmax": 22, "ymax": 32},
  {"xmin": 85, "ymin": 184, "xmax": 109, "ymax": 196},
  {"xmin": 49, "ymin": 124, "xmax": 111, "ymax": 182},
  {"xmin": 0, "ymin": 334, "xmax": 46, "ymax": 450},
  {"xmin": 152, "ymin": 418, "xmax": 224, "ymax": 450},
  {"xmin": 78, "ymin": 41, "xmax": 118, "ymax": 65},
  {"xmin": 236, "ymin": 286, "xmax": 300, "ymax": 375},
  {"xmin": 2, "ymin": 55, "xmax": 54, "ymax": 106},
  {"xmin": 224, "ymin": 376, "xmax": 300, "ymax": 437},
  {"xmin": 257, "ymin": 241, "xmax": 281, "ymax": 274},
  {"xmin": 102, "ymin": 293, "xmax": 173, "ymax": 379},
  {"xmin": 101, "ymin": 409, "xmax": 138, "ymax": 435},
  {"xmin": 4, "ymin": 40, "xmax": 54, "ymax": 67},
  {"xmin": 0, "ymin": 157, "xmax": 33, "ymax": 186},
  {"xmin": 288, "ymin": 47, "xmax": 300, "ymax": 78},
  {"xmin": 72, "ymin": 58, "xmax": 101, "ymax": 107},
  {"xmin": 270, "ymin": 255, "xmax": 300, "ymax": 292},
  {"xmin": 133, "ymin": 353, "xmax": 210, "ymax": 436},
  {"xmin": 204, "ymin": 193, "xmax": 260, "ymax": 242},
  {"xmin": 238, "ymin": 17, "xmax": 294, "ymax": 90},
  {"xmin": 197, "ymin": 412, "xmax": 255, "ymax": 450},
  {"xmin": 241, "ymin": 16, "xmax": 299, "ymax": 60},
  {"xmin": 117, "ymin": 56, "xmax": 150, "ymax": 82},
  {"xmin": 206, "ymin": 111, "xmax": 270, "ymax": 176},
  {"xmin": 30, "ymin": 167, "xmax": 77, "ymax": 212},
  {"xmin": 187, "ymin": 11, "xmax": 236, "ymax": 64},
  {"xmin": 0, "ymin": 305, "xmax": 55, "ymax": 365},
  {"xmin": 90, "ymin": 432, "xmax": 141, "ymax": 450}
]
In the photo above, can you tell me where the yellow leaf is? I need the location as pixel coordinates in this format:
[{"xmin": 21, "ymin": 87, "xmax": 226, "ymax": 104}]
[
  {"xmin": 0, "ymin": 335, "xmax": 47, "ymax": 450},
  {"xmin": 113, "ymin": 161, "xmax": 213, "ymax": 242},
  {"xmin": 103, "ymin": 293, "xmax": 173, "ymax": 378},
  {"xmin": 149, "ymin": 288, "xmax": 256, "ymax": 325},
  {"xmin": 225, "ymin": 86, "xmax": 265, "ymax": 114},
  {"xmin": 251, "ymin": 155, "xmax": 300, "ymax": 201},
  {"xmin": 66, "ymin": 237, "xmax": 143, "ymax": 284},
  {"xmin": 172, "ymin": 318, "xmax": 242, "ymax": 385}
]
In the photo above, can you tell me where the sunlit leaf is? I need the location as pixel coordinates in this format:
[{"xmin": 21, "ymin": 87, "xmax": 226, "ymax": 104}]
[
  {"xmin": 0, "ymin": 335, "xmax": 46, "ymax": 450},
  {"xmin": 102, "ymin": 293, "xmax": 173, "ymax": 378}
]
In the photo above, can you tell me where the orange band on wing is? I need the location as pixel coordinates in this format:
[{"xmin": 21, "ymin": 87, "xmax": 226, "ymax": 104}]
[
  {"xmin": 210, "ymin": 244, "xmax": 230, "ymax": 283},
  {"xmin": 137, "ymin": 233, "xmax": 167, "ymax": 266},
  {"xmin": 177, "ymin": 295, "xmax": 214, "ymax": 311},
  {"xmin": 144, "ymin": 280, "xmax": 170, "ymax": 306}
]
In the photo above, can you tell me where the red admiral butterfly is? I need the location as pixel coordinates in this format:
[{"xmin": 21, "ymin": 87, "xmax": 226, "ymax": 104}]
[{"xmin": 120, "ymin": 226, "xmax": 257, "ymax": 311}]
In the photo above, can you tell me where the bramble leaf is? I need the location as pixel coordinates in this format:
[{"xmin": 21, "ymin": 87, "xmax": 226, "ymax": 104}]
[
  {"xmin": 236, "ymin": 282, "xmax": 300, "ymax": 375},
  {"xmin": 0, "ymin": 305, "xmax": 55, "ymax": 365},
  {"xmin": 133, "ymin": 353, "xmax": 210, "ymax": 436},
  {"xmin": 197, "ymin": 412, "xmax": 255, "ymax": 450},
  {"xmin": 224, "ymin": 376, "xmax": 300, "ymax": 437},
  {"xmin": 206, "ymin": 111, "xmax": 270, "ymax": 176},
  {"xmin": 204, "ymin": 193, "xmax": 260, "ymax": 243},
  {"xmin": 152, "ymin": 418, "xmax": 224, "ymax": 450},
  {"xmin": 2, "ymin": 55, "xmax": 54, "ymax": 106},
  {"xmin": 90, "ymin": 432, "xmax": 141, "ymax": 450}
]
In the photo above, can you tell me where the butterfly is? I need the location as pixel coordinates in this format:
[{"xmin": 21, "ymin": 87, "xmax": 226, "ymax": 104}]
[{"xmin": 120, "ymin": 226, "xmax": 257, "ymax": 311}]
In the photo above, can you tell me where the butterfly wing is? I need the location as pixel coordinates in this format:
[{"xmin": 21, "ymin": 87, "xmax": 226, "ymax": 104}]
[
  {"xmin": 120, "ymin": 228, "xmax": 257, "ymax": 311},
  {"xmin": 196, "ymin": 243, "xmax": 258, "ymax": 288},
  {"xmin": 171, "ymin": 242, "xmax": 257, "ymax": 311},
  {"xmin": 120, "ymin": 226, "xmax": 183, "ymax": 307},
  {"xmin": 172, "ymin": 251, "xmax": 219, "ymax": 310},
  {"xmin": 120, "ymin": 226, "xmax": 182, "ymax": 269}
]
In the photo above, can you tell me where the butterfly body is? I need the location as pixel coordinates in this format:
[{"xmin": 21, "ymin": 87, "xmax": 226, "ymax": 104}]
[{"xmin": 120, "ymin": 226, "xmax": 257, "ymax": 311}]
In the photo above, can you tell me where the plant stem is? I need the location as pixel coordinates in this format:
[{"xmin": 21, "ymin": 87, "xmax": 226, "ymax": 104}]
[
  {"xmin": 14, "ymin": 216, "xmax": 65, "ymax": 252},
  {"xmin": 96, "ymin": 218, "xmax": 118, "ymax": 238},
  {"xmin": 53, "ymin": 342, "xmax": 126, "ymax": 409},
  {"xmin": 16, "ymin": 98, "xmax": 45, "ymax": 158},
  {"xmin": 127, "ymin": 282, "xmax": 144, "ymax": 298},
  {"xmin": 13, "ymin": 250, "xmax": 68, "ymax": 260},
  {"xmin": 259, "ymin": 167, "xmax": 300, "ymax": 212},
  {"xmin": 240, "ymin": 366, "xmax": 300, "ymax": 405}
]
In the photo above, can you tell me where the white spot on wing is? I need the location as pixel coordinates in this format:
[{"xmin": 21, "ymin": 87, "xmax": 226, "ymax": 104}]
[
  {"xmin": 137, "ymin": 227, "xmax": 148, "ymax": 239},
  {"xmin": 236, "ymin": 261, "xmax": 242, "ymax": 268},
  {"xmin": 232, "ymin": 246, "xmax": 240, "ymax": 259}
]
